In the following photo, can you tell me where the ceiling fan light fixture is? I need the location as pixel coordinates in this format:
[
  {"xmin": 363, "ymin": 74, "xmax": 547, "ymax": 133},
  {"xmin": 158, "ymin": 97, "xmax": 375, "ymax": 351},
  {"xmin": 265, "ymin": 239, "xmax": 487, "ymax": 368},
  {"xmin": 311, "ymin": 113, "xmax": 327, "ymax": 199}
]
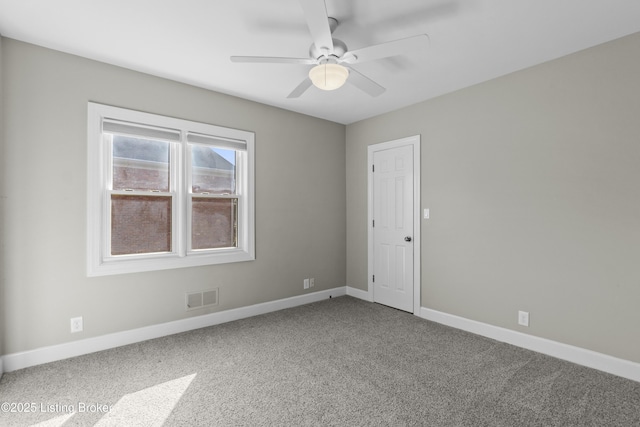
[{"xmin": 309, "ymin": 63, "xmax": 349, "ymax": 91}]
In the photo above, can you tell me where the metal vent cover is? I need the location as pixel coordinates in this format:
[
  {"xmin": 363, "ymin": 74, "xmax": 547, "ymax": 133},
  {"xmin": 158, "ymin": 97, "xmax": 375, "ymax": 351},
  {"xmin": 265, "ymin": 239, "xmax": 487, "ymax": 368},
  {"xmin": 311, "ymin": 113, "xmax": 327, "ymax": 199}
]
[{"xmin": 186, "ymin": 288, "xmax": 219, "ymax": 311}]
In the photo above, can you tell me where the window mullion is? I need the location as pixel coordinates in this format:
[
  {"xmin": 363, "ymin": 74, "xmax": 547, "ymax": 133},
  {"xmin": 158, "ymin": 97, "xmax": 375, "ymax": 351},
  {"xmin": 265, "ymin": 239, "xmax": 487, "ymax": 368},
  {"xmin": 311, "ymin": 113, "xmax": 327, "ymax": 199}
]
[
  {"xmin": 235, "ymin": 150, "xmax": 246, "ymax": 252},
  {"xmin": 178, "ymin": 135, "xmax": 187, "ymax": 257},
  {"xmin": 186, "ymin": 193, "xmax": 194, "ymax": 253},
  {"xmin": 103, "ymin": 134, "xmax": 114, "ymax": 262}
]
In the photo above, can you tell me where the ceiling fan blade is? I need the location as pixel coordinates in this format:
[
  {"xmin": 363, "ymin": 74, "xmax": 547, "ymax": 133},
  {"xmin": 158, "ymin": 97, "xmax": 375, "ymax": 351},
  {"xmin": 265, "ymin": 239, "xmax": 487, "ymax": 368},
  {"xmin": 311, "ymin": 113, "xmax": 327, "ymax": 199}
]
[
  {"xmin": 346, "ymin": 68, "xmax": 386, "ymax": 97},
  {"xmin": 299, "ymin": 0, "xmax": 334, "ymax": 54},
  {"xmin": 231, "ymin": 56, "xmax": 317, "ymax": 65},
  {"xmin": 341, "ymin": 34, "xmax": 429, "ymax": 64},
  {"xmin": 287, "ymin": 78, "xmax": 313, "ymax": 98}
]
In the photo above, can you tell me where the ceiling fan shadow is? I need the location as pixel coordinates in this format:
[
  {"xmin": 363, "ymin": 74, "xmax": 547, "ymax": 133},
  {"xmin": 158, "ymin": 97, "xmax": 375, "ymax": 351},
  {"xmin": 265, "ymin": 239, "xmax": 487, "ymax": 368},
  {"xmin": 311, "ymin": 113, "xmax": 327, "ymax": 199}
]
[
  {"xmin": 330, "ymin": 1, "xmax": 456, "ymax": 71},
  {"xmin": 244, "ymin": 20, "xmax": 309, "ymax": 36},
  {"xmin": 371, "ymin": 2, "xmax": 461, "ymax": 31},
  {"xmin": 335, "ymin": 1, "xmax": 459, "ymax": 38}
]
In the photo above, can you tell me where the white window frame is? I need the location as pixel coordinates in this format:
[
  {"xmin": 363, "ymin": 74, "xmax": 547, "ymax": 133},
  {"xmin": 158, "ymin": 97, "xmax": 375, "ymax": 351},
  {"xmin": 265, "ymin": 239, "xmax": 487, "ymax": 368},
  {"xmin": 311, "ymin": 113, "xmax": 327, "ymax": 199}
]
[{"xmin": 87, "ymin": 102, "xmax": 255, "ymax": 276}]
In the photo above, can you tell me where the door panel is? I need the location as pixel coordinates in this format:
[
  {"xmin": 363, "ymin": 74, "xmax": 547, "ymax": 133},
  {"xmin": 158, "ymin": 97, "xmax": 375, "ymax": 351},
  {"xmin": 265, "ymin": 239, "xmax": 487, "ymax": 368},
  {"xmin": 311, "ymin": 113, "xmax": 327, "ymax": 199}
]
[{"xmin": 372, "ymin": 144, "xmax": 414, "ymax": 312}]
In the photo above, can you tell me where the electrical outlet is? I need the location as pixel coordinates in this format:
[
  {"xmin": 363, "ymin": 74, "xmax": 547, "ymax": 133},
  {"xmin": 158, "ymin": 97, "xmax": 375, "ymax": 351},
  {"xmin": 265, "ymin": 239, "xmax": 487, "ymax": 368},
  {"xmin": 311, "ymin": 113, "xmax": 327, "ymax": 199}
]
[
  {"xmin": 518, "ymin": 311, "xmax": 529, "ymax": 327},
  {"xmin": 309, "ymin": 278, "xmax": 315, "ymax": 288},
  {"xmin": 70, "ymin": 316, "xmax": 83, "ymax": 333},
  {"xmin": 303, "ymin": 279, "xmax": 309, "ymax": 289}
]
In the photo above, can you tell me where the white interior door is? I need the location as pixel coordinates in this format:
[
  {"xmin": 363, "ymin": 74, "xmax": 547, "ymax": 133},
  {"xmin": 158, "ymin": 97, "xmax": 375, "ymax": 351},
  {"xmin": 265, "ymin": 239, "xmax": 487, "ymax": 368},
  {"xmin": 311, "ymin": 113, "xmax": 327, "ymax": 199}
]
[{"xmin": 372, "ymin": 143, "xmax": 415, "ymax": 312}]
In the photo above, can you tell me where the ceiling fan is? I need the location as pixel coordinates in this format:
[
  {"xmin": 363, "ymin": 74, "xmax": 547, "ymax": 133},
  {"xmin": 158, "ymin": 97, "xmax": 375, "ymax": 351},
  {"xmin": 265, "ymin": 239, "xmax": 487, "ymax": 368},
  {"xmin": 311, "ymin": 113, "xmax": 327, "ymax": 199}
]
[{"xmin": 230, "ymin": 0, "xmax": 429, "ymax": 98}]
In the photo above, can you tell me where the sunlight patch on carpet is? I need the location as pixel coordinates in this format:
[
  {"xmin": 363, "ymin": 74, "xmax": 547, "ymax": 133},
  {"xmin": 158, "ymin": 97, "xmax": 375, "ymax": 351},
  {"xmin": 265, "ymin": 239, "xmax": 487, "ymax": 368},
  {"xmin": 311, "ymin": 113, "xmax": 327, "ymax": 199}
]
[{"xmin": 94, "ymin": 373, "xmax": 196, "ymax": 427}]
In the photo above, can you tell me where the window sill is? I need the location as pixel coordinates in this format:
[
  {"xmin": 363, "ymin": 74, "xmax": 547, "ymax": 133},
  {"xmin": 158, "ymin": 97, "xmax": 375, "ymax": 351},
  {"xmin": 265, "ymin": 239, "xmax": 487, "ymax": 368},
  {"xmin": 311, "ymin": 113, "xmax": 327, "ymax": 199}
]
[{"xmin": 87, "ymin": 249, "xmax": 255, "ymax": 277}]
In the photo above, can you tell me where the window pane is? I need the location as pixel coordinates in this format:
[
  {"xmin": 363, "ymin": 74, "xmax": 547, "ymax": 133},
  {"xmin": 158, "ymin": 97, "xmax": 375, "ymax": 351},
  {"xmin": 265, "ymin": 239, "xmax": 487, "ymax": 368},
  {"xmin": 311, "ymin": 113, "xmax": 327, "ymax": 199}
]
[
  {"xmin": 191, "ymin": 145, "xmax": 236, "ymax": 194},
  {"xmin": 112, "ymin": 136, "xmax": 170, "ymax": 191},
  {"xmin": 192, "ymin": 198, "xmax": 237, "ymax": 250},
  {"xmin": 111, "ymin": 195, "xmax": 172, "ymax": 255}
]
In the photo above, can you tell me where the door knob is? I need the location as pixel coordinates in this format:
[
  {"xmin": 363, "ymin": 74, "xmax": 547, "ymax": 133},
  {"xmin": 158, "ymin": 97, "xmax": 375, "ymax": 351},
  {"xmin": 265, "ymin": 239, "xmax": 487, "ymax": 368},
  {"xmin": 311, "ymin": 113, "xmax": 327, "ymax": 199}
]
[{"xmin": 404, "ymin": 236, "xmax": 412, "ymax": 242}]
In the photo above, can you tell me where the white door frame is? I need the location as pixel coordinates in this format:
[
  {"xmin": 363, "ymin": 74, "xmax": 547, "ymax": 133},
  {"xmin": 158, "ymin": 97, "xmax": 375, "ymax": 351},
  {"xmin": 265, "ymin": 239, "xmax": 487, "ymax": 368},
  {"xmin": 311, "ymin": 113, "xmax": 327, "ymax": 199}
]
[{"xmin": 367, "ymin": 135, "xmax": 421, "ymax": 314}]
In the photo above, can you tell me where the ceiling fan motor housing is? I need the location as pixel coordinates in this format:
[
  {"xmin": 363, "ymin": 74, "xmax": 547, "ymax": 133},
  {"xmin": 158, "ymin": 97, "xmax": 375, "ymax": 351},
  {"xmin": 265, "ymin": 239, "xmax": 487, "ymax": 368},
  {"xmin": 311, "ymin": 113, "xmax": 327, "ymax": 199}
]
[{"xmin": 310, "ymin": 38, "xmax": 347, "ymax": 61}]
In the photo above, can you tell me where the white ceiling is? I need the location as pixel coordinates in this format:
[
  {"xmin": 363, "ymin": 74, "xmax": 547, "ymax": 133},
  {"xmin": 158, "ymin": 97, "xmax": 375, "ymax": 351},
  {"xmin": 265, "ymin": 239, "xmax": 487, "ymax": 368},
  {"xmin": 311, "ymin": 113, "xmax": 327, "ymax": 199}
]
[{"xmin": 1, "ymin": 0, "xmax": 639, "ymax": 124}]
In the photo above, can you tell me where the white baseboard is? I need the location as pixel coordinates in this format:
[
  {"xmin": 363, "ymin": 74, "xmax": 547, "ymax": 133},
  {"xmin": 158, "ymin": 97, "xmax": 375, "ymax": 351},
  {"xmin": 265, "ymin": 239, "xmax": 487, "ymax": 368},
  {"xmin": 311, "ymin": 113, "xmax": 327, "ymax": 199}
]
[
  {"xmin": 4, "ymin": 290, "xmax": 638, "ymax": 384},
  {"xmin": 419, "ymin": 307, "xmax": 640, "ymax": 383},
  {"xmin": 346, "ymin": 286, "xmax": 372, "ymax": 302},
  {"xmin": 1, "ymin": 287, "xmax": 347, "ymax": 373}
]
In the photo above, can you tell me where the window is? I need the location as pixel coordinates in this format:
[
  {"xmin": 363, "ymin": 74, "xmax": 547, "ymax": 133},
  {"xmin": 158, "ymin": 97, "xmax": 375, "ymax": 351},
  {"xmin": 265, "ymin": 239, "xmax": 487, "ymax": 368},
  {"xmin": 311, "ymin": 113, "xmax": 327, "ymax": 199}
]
[{"xmin": 87, "ymin": 103, "xmax": 255, "ymax": 276}]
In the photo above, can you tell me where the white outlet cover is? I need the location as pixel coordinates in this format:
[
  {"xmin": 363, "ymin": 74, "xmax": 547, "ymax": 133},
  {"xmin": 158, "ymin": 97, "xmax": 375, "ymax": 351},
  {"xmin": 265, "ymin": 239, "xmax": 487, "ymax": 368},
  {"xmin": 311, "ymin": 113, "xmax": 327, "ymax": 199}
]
[
  {"xmin": 70, "ymin": 317, "xmax": 83, "ymax": 333},
  {"xmin": 518, "ymin": 311, "xmax": 529, "ymax": 327}
]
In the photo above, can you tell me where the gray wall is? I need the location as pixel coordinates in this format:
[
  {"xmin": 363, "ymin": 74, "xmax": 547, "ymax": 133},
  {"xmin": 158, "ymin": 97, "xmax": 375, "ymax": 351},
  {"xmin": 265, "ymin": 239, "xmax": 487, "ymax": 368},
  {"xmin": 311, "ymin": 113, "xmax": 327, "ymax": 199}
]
[
  {"xmin": 0, "ymin": 34, "xmax": 5, "ymax": 366},
  {"xmin": 1, "ymin": 38, "xmax": 346, "ymax": 354},
  {"xmin": 346, "ymin": 32, "xmax": 640, "ymax": 363}
]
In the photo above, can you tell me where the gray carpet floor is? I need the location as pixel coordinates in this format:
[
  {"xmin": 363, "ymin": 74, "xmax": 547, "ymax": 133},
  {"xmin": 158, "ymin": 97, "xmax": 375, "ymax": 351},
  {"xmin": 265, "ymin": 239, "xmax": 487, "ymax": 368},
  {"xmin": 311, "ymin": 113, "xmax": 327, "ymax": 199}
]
[{"xmin": 1, "ymin": 296, "xmax": 639, "ymax": 426}]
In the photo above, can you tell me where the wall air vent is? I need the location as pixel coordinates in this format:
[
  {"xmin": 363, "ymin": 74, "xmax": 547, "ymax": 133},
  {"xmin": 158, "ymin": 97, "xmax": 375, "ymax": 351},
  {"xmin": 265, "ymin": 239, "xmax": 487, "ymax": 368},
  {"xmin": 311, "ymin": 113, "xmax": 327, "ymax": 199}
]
[{"xmin": 186, "ymin": 288, "xmax": 219, "ymax": 311}]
